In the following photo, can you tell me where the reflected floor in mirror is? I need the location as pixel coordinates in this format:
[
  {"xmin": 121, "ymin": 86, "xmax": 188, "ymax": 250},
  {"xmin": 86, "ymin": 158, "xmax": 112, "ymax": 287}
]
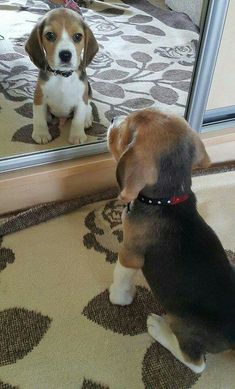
[{"xmin": 0, "ymin": 0, "xmax": 199, "ymax": 158}]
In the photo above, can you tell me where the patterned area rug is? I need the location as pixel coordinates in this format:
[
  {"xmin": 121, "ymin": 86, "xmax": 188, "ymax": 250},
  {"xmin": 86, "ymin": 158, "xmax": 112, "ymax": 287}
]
[
  {"xmin": 0, "ymin": 0, "xmax": 198, "ymax": 158},
  {"xmin": 0, "ymin": 170, "xmax": 235, "ymax": 388}
]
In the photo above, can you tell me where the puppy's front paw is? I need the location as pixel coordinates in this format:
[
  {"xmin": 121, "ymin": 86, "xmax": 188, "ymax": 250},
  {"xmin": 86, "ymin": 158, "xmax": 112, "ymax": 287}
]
[
  {"xmin": 32, "ymin": 126, "xmax": 52, "ymax": 144},
  {"xmin": 109, "ymin": 284, "xmax": 136, "ymax": 306},
  {"xmin": 69, "ymin": 125, "xmax": 87, "ymax": 144},
  {"xmin": 85, "ymin": 105, "xmax": 93, "ymax": 129},
  {"xmin": 69, "ymin": 132, "xmax": 88, "ymax": 145}
]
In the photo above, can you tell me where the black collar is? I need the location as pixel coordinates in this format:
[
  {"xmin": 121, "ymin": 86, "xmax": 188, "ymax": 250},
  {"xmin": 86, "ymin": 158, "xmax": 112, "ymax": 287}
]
[
  {"xmin": 137, "ymin": 193, "xmax": 190, "ymax": 206},
  {"xmin": 47, "ymin": 65, "xmax": 74, "ymax": 78}
]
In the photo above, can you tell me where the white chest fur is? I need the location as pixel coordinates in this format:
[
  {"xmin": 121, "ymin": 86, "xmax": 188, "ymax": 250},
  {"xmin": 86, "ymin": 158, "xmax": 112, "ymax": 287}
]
[{"xmin": 42, "ymin": 72, "xmax": 86, "ymax": 118}]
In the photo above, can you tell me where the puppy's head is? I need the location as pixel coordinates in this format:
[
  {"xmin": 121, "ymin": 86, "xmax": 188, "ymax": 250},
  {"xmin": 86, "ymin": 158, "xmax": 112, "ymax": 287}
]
[
  {"xmin": 25, "ymin": 8, "xmax": 98, "ymax": 71},
  {"xmin": 107, "ymin": 109, "xmax": 210, "ymax": 202}
]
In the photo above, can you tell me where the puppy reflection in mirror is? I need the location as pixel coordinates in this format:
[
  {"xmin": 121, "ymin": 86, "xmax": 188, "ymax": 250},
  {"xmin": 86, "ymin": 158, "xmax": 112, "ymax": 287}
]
[
  {"xmin": 25, "ymin": 8, "xmax": 98, "ymax": 144},
  {"xmin": 107, "ymin": 109, "xmax": 235, "ymax": 373}
]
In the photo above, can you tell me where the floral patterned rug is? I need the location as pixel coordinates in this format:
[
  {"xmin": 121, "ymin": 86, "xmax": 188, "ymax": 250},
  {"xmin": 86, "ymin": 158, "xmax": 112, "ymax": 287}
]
[
  {"xmin": 0, "ymin": 0, "xmax": 198, "ymax": 158},
  {"xmin": 0, "ymin": 170, "xmax": 235, "ymax": 388}
]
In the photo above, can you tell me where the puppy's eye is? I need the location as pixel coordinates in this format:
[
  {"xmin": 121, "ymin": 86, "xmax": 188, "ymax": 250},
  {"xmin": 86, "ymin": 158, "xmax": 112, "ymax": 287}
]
[
  {"xmin": 111, "ymin": 118, "xmax": 114, "ymax": 124},
  {"xmin": 45, "ymin": 31, "xmax": 56, "ymax": 42},
  {"xmin": 73, "ymin": 33, "xmax": 83, "ymax": 43}
]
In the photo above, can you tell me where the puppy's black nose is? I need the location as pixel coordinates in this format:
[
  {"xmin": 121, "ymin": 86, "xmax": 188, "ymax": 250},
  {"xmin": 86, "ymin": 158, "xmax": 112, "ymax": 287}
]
[{"xmin": 59, "ymin": 50, "xmax": 72, "ymax": 63}]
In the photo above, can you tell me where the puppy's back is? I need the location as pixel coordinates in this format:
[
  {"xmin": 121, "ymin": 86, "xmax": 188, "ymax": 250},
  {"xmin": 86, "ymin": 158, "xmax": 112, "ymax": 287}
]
[{"xmin": 142, "ymin": 201, "xmax": 235, "ymax": 324}]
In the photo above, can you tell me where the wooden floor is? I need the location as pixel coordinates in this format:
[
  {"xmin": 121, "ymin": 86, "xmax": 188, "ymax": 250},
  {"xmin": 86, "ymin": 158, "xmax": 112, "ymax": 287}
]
[{"xmin": 0, "ymin": 128, "xmax": 234, "ymax": 214}]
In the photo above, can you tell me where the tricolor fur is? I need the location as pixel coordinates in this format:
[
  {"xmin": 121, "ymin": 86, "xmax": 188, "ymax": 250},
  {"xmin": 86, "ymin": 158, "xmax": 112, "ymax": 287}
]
[
  {"xmin": 107, "ymin": 109, "xmax": 235, "ymax": 373},
  {"xmin": 25, "ymin": 8, "xmax": 98, "ymax": 144}
]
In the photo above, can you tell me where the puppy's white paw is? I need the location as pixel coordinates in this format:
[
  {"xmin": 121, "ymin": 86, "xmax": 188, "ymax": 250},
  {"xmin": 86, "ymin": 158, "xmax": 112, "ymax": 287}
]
[
  {"xmin": 32, "ymin": 126, "xmax": 52, "ymax": 144},
  {"xmin": 69, "ymin": 132, "xmax": 87, "ymax": 145},
  {"xmin": 188, "ymin": 359, "xmax": 206, "ymax": 374},
  {"xmin": 109, "ymin": 284, "xmax": 136, "ymax": 306},
  {"xmin": 85, "ymin": 105, "xmax": 93, "ymax": 129}
]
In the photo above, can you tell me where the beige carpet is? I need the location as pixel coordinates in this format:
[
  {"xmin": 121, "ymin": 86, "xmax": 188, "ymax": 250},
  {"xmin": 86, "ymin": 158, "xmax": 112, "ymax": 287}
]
[{"xmin": 0, "ymin": 170, "xmax": 235, "ymax": 389}]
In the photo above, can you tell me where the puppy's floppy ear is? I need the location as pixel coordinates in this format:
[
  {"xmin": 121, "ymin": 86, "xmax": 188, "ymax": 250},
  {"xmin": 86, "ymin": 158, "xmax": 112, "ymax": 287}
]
[
  {"xmin": 81, "ymin": 23, "xmax": 98, "ymax": 68},
  {"xmin": 116, "ymin": 143, "xmax": 157, "ymax": 203},
  {"xmin": 190, "ymin": 130, "xmax": 211, "ymax": 168},
  {"xmin": 25, "ymin": 18, "xmax": 46, "ymax": 70}
]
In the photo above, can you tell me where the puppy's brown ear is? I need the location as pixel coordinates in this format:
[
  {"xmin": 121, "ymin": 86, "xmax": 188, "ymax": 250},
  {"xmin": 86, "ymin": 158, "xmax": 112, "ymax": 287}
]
[
  {"xmin": 191, "ymin": 131, "xmax": 211, "ymax": 168},
  {"xmin": 25, "ymin": 19, "xmax": 46, "ymax": 70},
  {"xmin": 81, "ymin": 23, "xmax": 98, "ymax": 68},
  {"xmin": 116, "ymin": 144, "xmax": 157, "ymax": 203}
]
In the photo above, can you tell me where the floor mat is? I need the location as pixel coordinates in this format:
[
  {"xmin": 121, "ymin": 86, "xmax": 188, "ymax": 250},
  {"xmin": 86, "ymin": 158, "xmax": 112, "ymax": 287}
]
[
  {"xmin": 0, "ymin": 0, "xmax": 198, "ymax": 158},
  {"xmin": 0, "ymin": 170, "xmax": 235, "ymax": 388}
]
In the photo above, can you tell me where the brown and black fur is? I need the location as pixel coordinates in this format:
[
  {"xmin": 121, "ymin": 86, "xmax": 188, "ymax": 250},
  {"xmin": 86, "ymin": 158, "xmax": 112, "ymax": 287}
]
[
  {"xmin": 108, "ymin": 108, "xmax": 235, "ymax": 368},
  {"xmin": 141, "ymin": 167, "xmax": 235, "ymax": 360}
]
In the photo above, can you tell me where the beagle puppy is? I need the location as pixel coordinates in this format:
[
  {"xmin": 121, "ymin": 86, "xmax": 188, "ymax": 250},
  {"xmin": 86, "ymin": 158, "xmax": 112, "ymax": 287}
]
[
  {"xmin": 25, "ymin": 8, "xmax": 98, "ymax": 144},
  {"xmin": 107, "ymin": 109, "xmax": 235, "ymax": 373}
]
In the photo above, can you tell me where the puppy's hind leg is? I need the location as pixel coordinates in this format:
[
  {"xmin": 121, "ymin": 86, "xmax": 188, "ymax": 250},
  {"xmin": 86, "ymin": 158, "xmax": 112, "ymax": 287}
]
[{"xmin": 147, "ymin": 314, "xmax": 206, "ymax": 373}]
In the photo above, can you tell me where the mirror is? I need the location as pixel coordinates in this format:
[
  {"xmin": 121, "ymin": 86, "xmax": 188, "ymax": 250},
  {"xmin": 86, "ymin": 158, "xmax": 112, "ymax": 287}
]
[{"xmin": 0, "ymin": 0, "xmax": 204, "ymax": 164}]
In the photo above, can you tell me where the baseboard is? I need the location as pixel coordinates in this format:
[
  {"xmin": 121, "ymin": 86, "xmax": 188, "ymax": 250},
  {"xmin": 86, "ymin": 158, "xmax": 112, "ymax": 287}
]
[{"xmin": 0, "ymin": 153, "xmax": 116, "ymax": 214}]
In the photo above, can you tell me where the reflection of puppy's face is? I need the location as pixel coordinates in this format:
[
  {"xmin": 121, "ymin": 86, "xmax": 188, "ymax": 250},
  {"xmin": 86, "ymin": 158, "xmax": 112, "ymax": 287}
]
[
  {"xmin": 41, "ymin": 10, "xmax": 84, "ymax": 70},
  {"xmin": 107, "ymin": 109, "xmax": 210, "ymax": 202},
  {"xmin": 25, "ymin": 8, "xmax": 98, "ymax": 71}
]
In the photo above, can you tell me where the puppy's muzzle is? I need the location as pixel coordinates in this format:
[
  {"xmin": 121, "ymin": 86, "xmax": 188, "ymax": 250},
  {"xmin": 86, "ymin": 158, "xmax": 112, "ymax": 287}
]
[{"xmin": 59, "ymin": 50, "xmax": 72, "ymax": 63}]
